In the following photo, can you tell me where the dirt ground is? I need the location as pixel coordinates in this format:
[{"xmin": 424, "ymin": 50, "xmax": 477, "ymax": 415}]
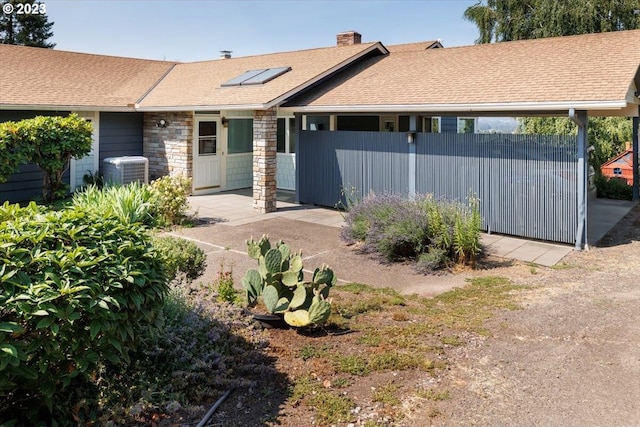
[
  {"xmin": 434, "ymin": 205, "xmax": 640, "ymax": 426},
  {"xmin": 182, "ymin": 203, "xmax": 640, "ymax": 427}
]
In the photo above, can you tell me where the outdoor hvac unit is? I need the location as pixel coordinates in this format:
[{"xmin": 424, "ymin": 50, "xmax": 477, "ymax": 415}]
[{"xmin": 103, "ymin": 156, "xmax": 149, "ymax": 185}]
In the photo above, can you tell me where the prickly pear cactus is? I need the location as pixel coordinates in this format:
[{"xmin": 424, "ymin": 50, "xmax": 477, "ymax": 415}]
[{"xmin": 242, "ymin": 235, "xmax": 337, "ymax": 327}]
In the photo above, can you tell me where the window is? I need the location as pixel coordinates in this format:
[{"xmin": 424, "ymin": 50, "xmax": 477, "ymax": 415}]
[
  {"xmin": 306, "ymin": 115, "xmax": 329, "ymax": 131},
  {"xmin": 221, "ymin": 67, "xmax": 291, "ymax": 87},
  {"xmin": 613, "ymin": 167, "xmax": 622, "ymax": 175},
  {"xmin": 277, "ymin": 117, "xmax": 297, "ymax": 153},
  {"xmin": 422, "ymin": 116, "xmax": 441, "ymax": 133},
  {"xmin": 227, "ymin": 119, "xmax": 253, "ymax": 153},
  {"xmin": 336, "ymin": 115, "xmax": 379, "ymax": 131},
  {"xmin": 382, "ymin": 117, "xmax": 396, "ymax": 132},
  {"xmin": 457, "ymin": 117, "xmax": 476, "ymax": 134},
  {"xmin": 198, "ymin": 121, "xmax": 216, "ymax": 155}
]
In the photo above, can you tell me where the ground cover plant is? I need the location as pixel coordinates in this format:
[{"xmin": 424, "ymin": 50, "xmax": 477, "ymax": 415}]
[
  {"xmin": 341, "ymin": 193, "xmax": 482, "ymax": 271},
  {"xmin": 204, "ymin": 276, "xmax": 525, "ymax": 426}
]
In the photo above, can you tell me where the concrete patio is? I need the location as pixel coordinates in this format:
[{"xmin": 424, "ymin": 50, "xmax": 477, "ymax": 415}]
[{"xmin": 186, "ymin": 189, "xmax": 637, "ymax": 268}]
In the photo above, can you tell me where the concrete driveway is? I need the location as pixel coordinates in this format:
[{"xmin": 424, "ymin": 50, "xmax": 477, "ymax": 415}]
[{"xmin": 168, "ymin": 190, "xmax": 636, "ymax": 295}]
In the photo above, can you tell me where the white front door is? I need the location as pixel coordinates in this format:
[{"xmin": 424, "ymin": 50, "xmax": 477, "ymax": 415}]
[{"xmin": 193, "ymin": 117, "xmax": 222, "ymax": 191}]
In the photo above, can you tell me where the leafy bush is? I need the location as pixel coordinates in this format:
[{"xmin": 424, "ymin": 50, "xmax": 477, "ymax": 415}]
[
  {"xmin": 72, "ymin": 183, "xmax": 156, "ymax": 226},
  {"xmin": 150, "ymin": 175, "xmax": 192, "ymax": 226},
  {"xmin": 341, "ymin": 193, "xmax": 482, "ymax": 271},
  {"xmin": 152, "ymin": 235, "xmax": 207, "ymax": 281},
  {"xmin": 594, "ymin": 174, "xmax": 633, "ymax": 200},
  {"xmin": 0, "ymin": 119, "xmax": 35, "ymax": 183},
  {"xmin": 0, "ymin": 114, "xmax": 93, "ymax": 201},
  {"xmin": 0, "ymin": 201, "xmax": 169, "ymax": 424}
]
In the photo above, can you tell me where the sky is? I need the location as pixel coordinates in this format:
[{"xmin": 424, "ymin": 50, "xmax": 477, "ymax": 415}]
[{"xmin": 41, "ymin": 0, "xmax": 482, "ymax": 62}]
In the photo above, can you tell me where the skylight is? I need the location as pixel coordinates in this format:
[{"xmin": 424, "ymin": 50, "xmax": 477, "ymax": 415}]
[{"xmin": 221, "ymin": 67, "xmax": 292, "ymax": 87}]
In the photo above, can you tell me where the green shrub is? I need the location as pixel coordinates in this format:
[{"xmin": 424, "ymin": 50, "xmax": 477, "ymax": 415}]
[
  {"xmin": 214, "ymin": 265, "xmax": 238, "ymax": 304},
  {"xmin": 0, "ymin": 114, "xmax": 93, "ymax": 201},
  {"xmin": 152, "ymin": 236, "xmax": 207, "ymax": 281},
  {"xmin": 0, "ymin": 202, "xmax": 169, "ymax": 424},
  {"xmin": 72, "ymin": 183, "xmax": 156, "ymax": 226},
  {"xmin": 341, "ymin": 193, "xmax": 482, "ymax": 271},
  {"xmin": 150, "ymin": 176, "xmax": 192, "ymax": 226},
  {"xmin": 594, "ymin": 174, "xmax": 633, "ymax": 200}
]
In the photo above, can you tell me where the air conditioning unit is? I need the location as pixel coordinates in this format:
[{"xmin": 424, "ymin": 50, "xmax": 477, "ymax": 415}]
[{"xmin": 103, "ymin": 156, "xmax": 149, "ymax": 185}]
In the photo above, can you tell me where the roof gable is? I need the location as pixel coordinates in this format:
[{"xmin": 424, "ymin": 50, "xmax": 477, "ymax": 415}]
[{"xmin": 601, "ymin": 149, "xmax": 633, "ymax": 168}]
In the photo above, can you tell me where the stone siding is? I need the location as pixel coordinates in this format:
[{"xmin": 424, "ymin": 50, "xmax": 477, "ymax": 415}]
[
  {"xmin": 253, "ymin": 108, "xmax": 277, "ymax": 213},
  {"xmin": 143, "ymin": 112, "xmax": 193, "ymax": 179}
]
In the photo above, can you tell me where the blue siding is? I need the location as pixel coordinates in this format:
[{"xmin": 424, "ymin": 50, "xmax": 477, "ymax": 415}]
[
  {"xmin": 441, "ymin": 116, "xmax": 458, "ymax": 133},
  {"xmin": 0, "ymin": 110, "xmax": 71, "ymax": 203},
  {"xmin": 99, "ymin": 112, "xmax": 144, "ymax": 171}
]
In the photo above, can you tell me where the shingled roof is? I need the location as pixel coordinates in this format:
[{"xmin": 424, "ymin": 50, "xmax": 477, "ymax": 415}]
[
  {"xmin": 136, "ymin": 42, "xmax": 387, "ymax": 110},
  {"xmin": 0, "ymin": 44, "xmax": 176, "ymax": 110},
  {"xmin": 284, "ymin": 30, "xmax": 640, "ymax": 117}
]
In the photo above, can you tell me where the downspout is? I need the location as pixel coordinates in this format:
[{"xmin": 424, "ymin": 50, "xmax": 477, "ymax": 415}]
[
  {"xmin": 633, "ymin": 106, "xmax": 639, "ymax": 201},
  {"xmin": 408, "ymin": 115, "xmax": 417, "ymax": 200},
  {"xmin": 569, "ymin": 108, "xmax": 588, "ymax": 251}
]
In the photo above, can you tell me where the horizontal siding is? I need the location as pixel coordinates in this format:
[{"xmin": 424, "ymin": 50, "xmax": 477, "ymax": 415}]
[
  {"xmin": 0, "ymin": 110, "xmax": 71, "ymax": 203},
  {"xmin": 99, "ymin": 112, "xmax": 144, "ymax": 171}
]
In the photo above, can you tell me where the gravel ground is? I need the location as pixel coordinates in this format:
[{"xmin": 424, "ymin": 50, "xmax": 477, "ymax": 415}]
[{"xmin": 432, "ymin": 204, "xmax": 640, "ymax": 426}]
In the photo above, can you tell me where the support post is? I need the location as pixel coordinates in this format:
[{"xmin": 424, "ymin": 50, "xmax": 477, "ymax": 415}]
[
  {"xmin": 408, "ymin": 115, "xmax": 417, "ymax": 200},
  {"xmin": 253, "ymin": 108, "xmax": 277, "ymax": 213},
  {"xmin": 295, "ymin": 113, "xmax": 302, "ymax": 203},
  {"xmin": 633, "ymin": 111, "xmax": 639, "ymax": 201},
  {"xmin": 570, "ymin": 109, "xmax": 588, "ymax": 250}
]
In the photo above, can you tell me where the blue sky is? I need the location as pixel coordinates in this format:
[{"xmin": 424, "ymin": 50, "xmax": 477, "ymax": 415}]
[{"xmin": 44, "ymin": 0, "xmax": 481, "ymax": 61}]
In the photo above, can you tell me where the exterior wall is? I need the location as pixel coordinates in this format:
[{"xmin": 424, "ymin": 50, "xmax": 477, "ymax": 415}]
[
  {"xmin": 226, "ymin": 153, "xmax": 253, "ymax": 189},
  {"xmin": 440, "ymin": 116, "xmax": 458, "ymax": 133},
  {"xmin": 276, "ymin": 153, "xmax": 296, "ymax": 190},
  {"xmin": 253, "ymin": 108, "xmax": 277, "ymax": 213},
  {"xmin": 143, "ymin": 112, "xmax": 193, "ymax": 179},
  {"xmin": 99, "ymin": 112, "xmax": 144, "ymax": 171},
  {"xmin": 601, "ymin": 151, "xmax": 633, "ymax": 185},
  {"xmin": 0, "ymin": 110, "xmax": 70, "ymax": 203}
]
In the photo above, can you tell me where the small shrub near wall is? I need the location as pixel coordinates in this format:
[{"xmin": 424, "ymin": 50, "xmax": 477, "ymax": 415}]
[
  {"xmin": 341, "ymin": 193, "xmax": 482, "ymax": 271},
  {"xmin": 594, "ymin": 174, "xmax": 633, "ymax": 200},
  {"xmin": 0, "ymin": 202, "xmax": 169, "ymax": 424}
]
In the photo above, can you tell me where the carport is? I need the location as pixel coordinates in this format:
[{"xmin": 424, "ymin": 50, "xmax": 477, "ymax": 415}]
[{"xmin": 280, "ymin": 30, "xmax": 640, "ymax": 249}]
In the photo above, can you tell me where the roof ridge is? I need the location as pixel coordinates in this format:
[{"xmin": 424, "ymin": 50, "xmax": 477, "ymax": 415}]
[{"xmin": 185, "ymin": 42, "xmax": 380, "ymax": 64}]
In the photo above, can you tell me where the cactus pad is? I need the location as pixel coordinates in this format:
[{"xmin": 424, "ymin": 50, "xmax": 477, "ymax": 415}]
[
  {"xmin": 289, "ymin": 284, "xmax": 308, "ymax": 310},
  {"xmin": 282, "ymin": 270, "xmax": 299, "ymax": 286},
  {"xmin": 289, "ymin": 255, "xmax": 303, "ymax": 273},
  {"xmin": 262, "ymin": 285, "xmax": 279, "ymax": 313},
  {"xmin": 284, "ymin": 310, "xmax": 311, "ymax": 327},
  {"xmin": 264, "ymin": 248, "xmax": 283, "ymax": 274},
  {"xmin": 308, "ymin": 298, "xmax": 331, "ymax": 324}
]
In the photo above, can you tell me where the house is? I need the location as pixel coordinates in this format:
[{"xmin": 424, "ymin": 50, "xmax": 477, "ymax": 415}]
[
  {"xmin": 2, "ymin": 30, "xmax": 640, "ymax": 248},
  {"xmin": 601, "ymin": 143, "xmax": 634, "ymax": 185}
]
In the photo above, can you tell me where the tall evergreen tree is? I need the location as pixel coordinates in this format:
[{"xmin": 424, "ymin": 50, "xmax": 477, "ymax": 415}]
[
  {"xmin": 463, "ymin": 0, "xmax": 640, "ymax": 168},
  {"xmin": 0, "ymin": 0, "xmax": 55, "ymax": 48}
]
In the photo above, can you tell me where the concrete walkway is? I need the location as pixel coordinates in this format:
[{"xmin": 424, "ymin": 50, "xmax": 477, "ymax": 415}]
[{"xmin": 185, "ymin": 189, "xmax": 630, "ymax": 268}]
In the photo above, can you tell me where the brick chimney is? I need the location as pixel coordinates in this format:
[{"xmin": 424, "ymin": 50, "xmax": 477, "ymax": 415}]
[{"xmin": 337, "ymin": 31, "xmax": 362, "ymax": 46}]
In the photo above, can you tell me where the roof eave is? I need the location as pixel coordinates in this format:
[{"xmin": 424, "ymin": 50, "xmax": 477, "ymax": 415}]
[
  {"xmin": 134, "ymin": 104, "xmax": 266, "ymax": 112},
  {"xmin": 281, "ymin": 100, "xmax": 638, "ymax": 116},
  {"xmin": 0, "ymin": 104, "xmax": 138, "ymax": 112}
]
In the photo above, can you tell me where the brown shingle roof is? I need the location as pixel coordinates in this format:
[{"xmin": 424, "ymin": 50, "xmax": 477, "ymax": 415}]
[
  {"xmin": 0, "ymin": 44, "xmax": 176, "ymax": 110},
  {"xmin": 137, "ymin": 42, "xmax": 385, "ymax": 110},
  {"xmin": 286, "ymin": 30, "xmax": 640, "ymax": 115}
]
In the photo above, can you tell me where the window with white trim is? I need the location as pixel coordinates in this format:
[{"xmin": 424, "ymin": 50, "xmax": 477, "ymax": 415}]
[
  {"xmin": 457, "ymin": 117, "xmax": 476, "ymax": 134},
  {"xmin": 422, "ymin": 116, "xmax": 441, "ymax": 133}
]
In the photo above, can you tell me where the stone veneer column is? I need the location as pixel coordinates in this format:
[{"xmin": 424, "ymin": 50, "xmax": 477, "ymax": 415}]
[
  {"xmin": 253, "ymin": 108, "xmax": 277, "ymax": 213},
  {"xmin": 143, "ymin": 112, "xmax": 193, "ymax": 179}
]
